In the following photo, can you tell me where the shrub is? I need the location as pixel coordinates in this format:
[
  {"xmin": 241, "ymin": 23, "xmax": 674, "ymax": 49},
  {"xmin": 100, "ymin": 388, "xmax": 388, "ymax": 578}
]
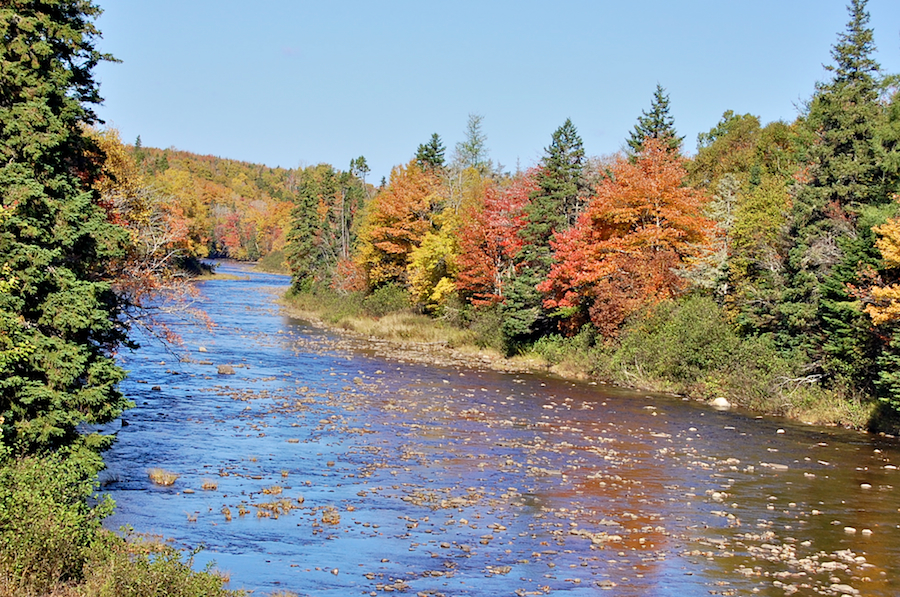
[
  {"xmin": 81, "ymin": 539, "xmax": 239, "ymax": 597},
  {"xmin": 612, "ymin": 295, "xmax": 741, "ymax": 387},
  {"xmin": 0, "ymin": 454, "xmax": 111, "ymax": 596},
  {"xmin": 255, "ymin": 250, "xmax": 290, "ymax": 274},
  {"xmin": 363, "ymin": 284, "xmax": 411, "ymax": 317}
]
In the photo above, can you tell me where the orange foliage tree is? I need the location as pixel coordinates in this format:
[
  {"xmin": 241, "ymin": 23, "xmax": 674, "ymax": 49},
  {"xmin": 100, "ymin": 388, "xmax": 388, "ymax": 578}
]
[
  {"xmin": 539, "ymin": 137, "xmax": 715, "ymax": 336},
  {"xmin": 456, "ymin": 170, "xmax": 537, "ymax": 306},
  {"xmin": 356, "ymin": 161, "xmax": 440, "ymax": 287}
]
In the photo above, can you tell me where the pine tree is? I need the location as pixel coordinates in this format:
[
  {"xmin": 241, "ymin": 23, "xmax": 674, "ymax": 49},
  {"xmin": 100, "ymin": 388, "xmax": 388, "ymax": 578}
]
[
  {"xmin": 782, "ymin": 0, "xmax": 890, "ymax": 386},
  {"xmin": 626, "ymin": 83, "xmax": 683, "ymax": 155},
  {"xmin": 415, "ymin": 133, "xmax": 446, "ymax": 172},
  {"xmin": 501, "ymin": 120, "xmax": 586, "ymax": 348},
  {"xmin": 0, "ymin": 1, "xmax": 131, "ymax": 462}
]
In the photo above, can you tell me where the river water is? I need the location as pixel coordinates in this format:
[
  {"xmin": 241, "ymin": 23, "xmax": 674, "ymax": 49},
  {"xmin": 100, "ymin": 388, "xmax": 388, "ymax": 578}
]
[{"xmin": 103, "ymin": 262, "xmax": 900, "ymax": 597}]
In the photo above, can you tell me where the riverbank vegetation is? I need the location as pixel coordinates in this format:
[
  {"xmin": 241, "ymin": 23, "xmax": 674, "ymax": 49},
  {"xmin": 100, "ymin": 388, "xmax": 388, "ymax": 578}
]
[{"xmin": 53, "ymin": 0, "xmax": 899, "ymax": 432}]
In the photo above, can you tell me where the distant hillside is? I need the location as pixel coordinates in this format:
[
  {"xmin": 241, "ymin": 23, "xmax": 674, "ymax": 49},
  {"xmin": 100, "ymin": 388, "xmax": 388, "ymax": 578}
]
[{"xmin": 132, "ymin": 143, "xmax": 299, "ymax": 261}]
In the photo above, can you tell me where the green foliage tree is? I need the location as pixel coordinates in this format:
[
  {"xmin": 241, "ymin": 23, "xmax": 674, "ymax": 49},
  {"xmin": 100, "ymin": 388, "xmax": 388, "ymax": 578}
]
[
  {"xmin": 501, "ymin": 119, "xmax": 586, "ymax": 348},
  {"xmin": 285, "ymin": 163, "xmax": 367, "ymax": 291},
  {"xmin": 0, "ymin": 0, "xmax": 131, "ymax": 461},
  {"xmin": 626, "ymin": 83, "xmax": 683, "ymax": 155},
  {"xmin": 690, "ymin": 111, "xmax": 762, "ymax": 190}
]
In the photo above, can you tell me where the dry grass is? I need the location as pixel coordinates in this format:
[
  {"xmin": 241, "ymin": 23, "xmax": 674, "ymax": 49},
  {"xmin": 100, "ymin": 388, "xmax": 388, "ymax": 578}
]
[
  {"xmin": 337, "ymin": 312, "xmax": 469, "ymax": 344},
  {"xmin": 201, "ymin": 479, "xmax": 218, "ymax": 491},
  {"xmin": 781, "ymin": 390, "xmax": 877, "ymax": 429},
  {"xmin": 261, "ymin": 485, "xmax": 283, "ymax": 495},
  {"xmin": 147, "ymin": 468, "xmax": 179, "ymax": 486},
  {"xmin": 191, "ymin": 273, "xmax": 250, "ymax": 282}
]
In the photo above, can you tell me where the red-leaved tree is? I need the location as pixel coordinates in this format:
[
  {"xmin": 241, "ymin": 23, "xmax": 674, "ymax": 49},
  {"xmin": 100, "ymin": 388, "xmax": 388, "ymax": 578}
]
[
  {"xmin": 539, "ymin": 137, "xmax": 715, "ymax": 336},
  {"xmin": 456, "ymin": 170, "xmax": 538, "ymax": 306}
]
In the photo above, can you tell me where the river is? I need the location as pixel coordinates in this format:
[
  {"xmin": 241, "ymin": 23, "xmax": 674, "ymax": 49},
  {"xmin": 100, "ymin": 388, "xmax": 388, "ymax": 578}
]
[{"xmin": 102, "ymin": 262, "xmax": 900, "ymax": 596}]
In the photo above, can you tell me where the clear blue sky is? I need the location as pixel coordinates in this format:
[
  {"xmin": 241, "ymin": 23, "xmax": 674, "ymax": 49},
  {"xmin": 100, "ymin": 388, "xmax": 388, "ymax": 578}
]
[{"xmin": 94, "ymin": 0, "xmax": 900, "ymax": 182}]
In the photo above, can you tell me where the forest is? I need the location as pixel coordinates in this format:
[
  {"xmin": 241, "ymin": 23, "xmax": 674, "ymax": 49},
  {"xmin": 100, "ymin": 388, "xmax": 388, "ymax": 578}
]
[
  {"xmin": 86, "ymin": 0, "xmax": 900, "ymax": 431},
  {"xmin": 0, "ymin": 0, "xmax": 899, "ymax": 593}
]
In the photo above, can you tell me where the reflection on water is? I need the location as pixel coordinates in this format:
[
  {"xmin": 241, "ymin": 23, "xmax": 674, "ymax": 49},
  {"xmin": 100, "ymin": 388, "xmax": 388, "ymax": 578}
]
[{"xmin": 104, "ymin": 262, "xmax": 900, "ymax": 596}]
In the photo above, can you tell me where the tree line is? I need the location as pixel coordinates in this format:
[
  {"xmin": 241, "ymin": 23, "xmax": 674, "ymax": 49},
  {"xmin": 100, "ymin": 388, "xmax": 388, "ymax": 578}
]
[{"xmin": 281, "ymin": 0, "xmax": 900, "ymax": 422}]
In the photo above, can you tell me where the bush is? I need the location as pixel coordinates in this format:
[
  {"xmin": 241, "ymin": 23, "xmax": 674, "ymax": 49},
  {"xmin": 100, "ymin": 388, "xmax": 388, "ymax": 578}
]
[
  {"xmin": 0, "ymin": 453, "xmax": 240, "ymax": 597},
  {"xmin": 81, "ymin": 539, "xmax": 238, "ymax": 597},
  {"xmin": 255, "ymin": 250, "xmax": 290, "ymax": 275},
  {"xmin": 603, "ymin": 294, "xmax": 843, "ymax": 416},
  {"xmin": 612, "ymin": 295, "xmax": 741, "ymax": 387},
  {"xmin": 363, "ymin": 284, "xmax": 411, "ymax": 317},
  {"xmin": 465, "ymin": 306, "xmax": 506, "ymax": 352},
  {"xmin": 0, "ymin": 454, "xmax": 111, "ymax": 596}
]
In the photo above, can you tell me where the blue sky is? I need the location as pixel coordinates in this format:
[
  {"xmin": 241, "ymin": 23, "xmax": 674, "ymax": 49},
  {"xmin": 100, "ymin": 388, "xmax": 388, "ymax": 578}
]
[{"xmin": 94, "ymin": 0, "xmax": 900, "ymax": 182}]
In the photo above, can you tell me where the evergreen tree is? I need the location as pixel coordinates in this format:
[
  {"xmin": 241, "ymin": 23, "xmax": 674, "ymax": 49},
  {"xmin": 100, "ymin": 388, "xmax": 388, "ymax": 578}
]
[
  {"xmin": 0, "ymin": 1, "xmax": 131, "ymax": 461},
  {"xmin": 501, "ymin": 119, "xmax": 586, "ymax": 349},
  {"xmin": 781, "ymin": 0, "xmax": 891, "ymax": 386},
  {"xmin": 415, "ymin": 133, "xmax": 445, "ymax": 172},
  {"xmin": 285, "ymin": 163, "xmax": 367, "ymax": 290},
  {"xmin": 627, "ymin": 83, "xmax": 683, "ymax": 155}
]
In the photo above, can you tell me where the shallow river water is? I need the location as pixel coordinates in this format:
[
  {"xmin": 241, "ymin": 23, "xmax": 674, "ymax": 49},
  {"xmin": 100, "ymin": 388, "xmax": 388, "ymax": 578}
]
[{"xmin": 103, "ymin": 262, "xmax": 900, "ymax": 596}]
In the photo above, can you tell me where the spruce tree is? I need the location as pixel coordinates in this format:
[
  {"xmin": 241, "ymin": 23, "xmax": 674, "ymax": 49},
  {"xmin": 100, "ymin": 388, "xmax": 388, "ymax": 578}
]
[
  {"xmin": 502, "ymin": 119, "xmax": 586, "ymax": 349},
  {"xmin": 781, "ymin": 0, "xmax": 890, "ymax": 386},
  {"xmin": 415, "ymin": 133, "xmax": 446, "ymax": 172},
  {"xmin": 0, "ymin": 1, "xmax": 131, "ymax": 461},
  {"xmin": 627, "ymin": 83, "xmax": 683, "ymax": 155}
]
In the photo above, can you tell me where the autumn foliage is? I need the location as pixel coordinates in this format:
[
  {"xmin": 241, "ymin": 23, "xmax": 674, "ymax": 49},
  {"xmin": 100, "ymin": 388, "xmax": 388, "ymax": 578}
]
[
  {"xmin": 865, "ymin": 207, "xmax": 900, "ymax": 325},
  {"xmin": 456, "ymin": 170, "xmax": 537, "ymax": 305},
  {"xmin": 539, "ymin": 137, "xmax": 715, "ymax": 335},
  {"xmin": 356, "ymin": 161, "xmax": 440, "ymax": 287}
]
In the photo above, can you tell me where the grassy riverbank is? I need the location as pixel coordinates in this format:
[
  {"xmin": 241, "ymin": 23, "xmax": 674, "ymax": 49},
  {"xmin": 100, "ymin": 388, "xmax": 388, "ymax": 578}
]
[{"xmin": 282, "ymin": 288, "xmax": 897, "ymax": 434}]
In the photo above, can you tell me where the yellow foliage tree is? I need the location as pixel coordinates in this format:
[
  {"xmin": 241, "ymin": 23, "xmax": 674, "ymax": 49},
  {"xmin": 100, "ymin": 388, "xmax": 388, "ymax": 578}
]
[
  {"xmin": 356, "ymin": 161, "xmax": 440, "ymax": 287},
  {"xmin": 866, "ymin": 215, "xmax": 900, "ymax": 325}
]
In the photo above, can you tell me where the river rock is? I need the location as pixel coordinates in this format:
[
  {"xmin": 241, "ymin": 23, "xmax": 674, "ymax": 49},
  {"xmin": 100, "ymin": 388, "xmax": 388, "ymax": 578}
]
[
  {"xmin": 710, "ymin": 397, "xmax": 731, "ymax": 409},
  {"xmin": 217, "ymin": 364, "xmax": 236, "ymax": 375}
]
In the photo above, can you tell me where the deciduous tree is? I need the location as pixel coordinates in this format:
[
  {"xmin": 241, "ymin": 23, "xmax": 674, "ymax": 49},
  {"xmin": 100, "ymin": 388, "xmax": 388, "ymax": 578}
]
[
  {"xmin": 355, "ymin": 161, "xmax": 440, "ymax": 288},
  {"xmin": 539, "ymin": 137, "xmax": 714, "ymax": 336},
  {"xmin": 456, "ymin": 171, "xmax": 536, "ymax": 306}
]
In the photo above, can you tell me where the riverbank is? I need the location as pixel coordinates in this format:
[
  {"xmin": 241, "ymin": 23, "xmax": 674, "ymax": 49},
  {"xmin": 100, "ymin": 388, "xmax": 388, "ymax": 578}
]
[{"xmin": 278, "ymin": 287, "xmax": 896, "ymax": 435}]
